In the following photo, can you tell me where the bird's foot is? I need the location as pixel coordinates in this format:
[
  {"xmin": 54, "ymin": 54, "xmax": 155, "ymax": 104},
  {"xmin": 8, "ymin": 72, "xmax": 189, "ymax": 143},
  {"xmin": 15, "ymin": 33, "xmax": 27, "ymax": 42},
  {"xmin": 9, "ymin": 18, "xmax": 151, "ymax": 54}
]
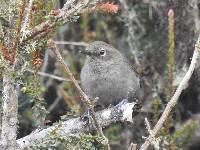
[
  {"xmin": 81, "ymin": 109, "xmax": 95, "ymax": 130},
  {"xmin": 132, "ymin": 102, "xmax": 142, "ymax": 117}
]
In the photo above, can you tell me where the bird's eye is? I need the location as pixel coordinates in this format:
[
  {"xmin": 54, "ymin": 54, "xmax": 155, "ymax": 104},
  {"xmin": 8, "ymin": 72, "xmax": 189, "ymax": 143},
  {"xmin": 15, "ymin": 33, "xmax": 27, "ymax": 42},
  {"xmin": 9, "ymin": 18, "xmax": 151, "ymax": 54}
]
[{"xmin": 99, "ymin": 49, "xmax": 106, "ymax": 56}]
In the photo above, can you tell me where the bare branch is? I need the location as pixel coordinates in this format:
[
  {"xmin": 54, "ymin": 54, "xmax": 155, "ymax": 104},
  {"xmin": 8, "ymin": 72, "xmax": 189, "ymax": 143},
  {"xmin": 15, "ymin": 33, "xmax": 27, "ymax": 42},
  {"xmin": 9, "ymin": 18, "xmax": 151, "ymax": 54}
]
[
  {"xmin": 128, "ymin": 143, "xmax": 137, "ymax": 150},
  {"xmin": 17, "ymin": 101, "xmax": 137, "ymax": 149},
  {"xmin": 139, "ymin": 36, "xmax": 200, "ymax": 150},
  {"xmin": 23, "ymin": 0, "xmax": 101, "ymax": 42},
  {"xmin": 47, "ymin": 97, "xmax": 62, "ymax": 112},
  {"xmin": 26, "ymin": 69, "xmax": 80, "ymax": 83},
  {"xmin": 54, "ymin": 41, "xmax": 88, "ymax": 47},
  {"xmin": 119, "ymin": 0, "xmax": 142, "ymax": 66},
  {"xmin": 0, "ymin": 71, "xmax": 20, "ymax": 150},
  {"xmin": 47, "ymin": 40, "xmax": 91, "ymax": 106},
  {"xmin": 190, "ymin": 0, "xmax": 200, "ymax": 34}
]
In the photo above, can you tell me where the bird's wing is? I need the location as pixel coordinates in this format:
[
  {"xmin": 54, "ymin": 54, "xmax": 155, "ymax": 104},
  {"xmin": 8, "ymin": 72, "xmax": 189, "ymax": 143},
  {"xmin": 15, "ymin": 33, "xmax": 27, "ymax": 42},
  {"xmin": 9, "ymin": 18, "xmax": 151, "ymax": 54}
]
[{"xmin": 122, "ymin": 58, "xmax": 141, "ymax": 88}]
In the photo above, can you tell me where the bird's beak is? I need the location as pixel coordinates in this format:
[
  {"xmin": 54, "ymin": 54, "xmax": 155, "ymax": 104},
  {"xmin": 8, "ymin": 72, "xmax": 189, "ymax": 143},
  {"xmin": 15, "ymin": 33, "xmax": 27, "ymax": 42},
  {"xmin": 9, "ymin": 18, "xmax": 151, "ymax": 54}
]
[{"xmin": 80, "ymin": 49, "xmax": 93, "ymax": 56}]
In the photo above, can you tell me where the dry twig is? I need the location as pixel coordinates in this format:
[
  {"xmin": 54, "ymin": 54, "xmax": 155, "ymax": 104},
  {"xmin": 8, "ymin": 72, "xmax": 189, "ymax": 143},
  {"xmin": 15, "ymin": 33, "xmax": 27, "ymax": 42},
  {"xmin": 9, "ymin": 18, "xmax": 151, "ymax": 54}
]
[
  {"xmin": 139, "ymin": 36, "xmax": 200, "ymax": 150},
  {"xmin": 54, "ymin": 41, "xmax": 88, "ymax": 47},
  {"xmin": 26, "ymin": 69, "xmax": 80, "ymax": 83},
  {"xmin": 119, "ymin": 0, "xmax": 142, "ymax": 66},
  {"xmin": 47, "ymin": 39, "xmax": 110, "ymax": 150}
]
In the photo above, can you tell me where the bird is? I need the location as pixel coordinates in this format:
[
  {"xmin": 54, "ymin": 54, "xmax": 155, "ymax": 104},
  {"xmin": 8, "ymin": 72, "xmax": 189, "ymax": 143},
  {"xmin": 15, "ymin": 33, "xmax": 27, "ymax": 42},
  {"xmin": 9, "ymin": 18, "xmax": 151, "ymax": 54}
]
[{"xmin": 80, "ymin": 41, "xmax": 140, "ymax": 108}]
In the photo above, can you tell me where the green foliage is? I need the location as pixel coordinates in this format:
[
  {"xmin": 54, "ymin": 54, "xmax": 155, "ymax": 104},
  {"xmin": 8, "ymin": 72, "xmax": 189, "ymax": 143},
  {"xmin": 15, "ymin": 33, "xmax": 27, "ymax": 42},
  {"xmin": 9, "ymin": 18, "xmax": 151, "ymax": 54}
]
[
  {"xmin": 0, "ymin": 16, "xmax": 10, "ymax": 27},
  {"xmin": 151, "ymin": 98, "xmax": 161, "ymax": 125},
  {"xmin": 27, "ymin": 131, "xmax": 104, "ymax": 150},
  {"xmin": 44, "ymin": 0, "xmax": 57, "ymax": 15},
  {"xmin": 78, "ymin": 134, "xmax": 104, "ymax": 150},
  {"xmin": 20, "ymin": 74, "xmax": 48, "ymax": 127},
  {"xmin": 150, "ymin": 95, "xmax": 194, "ymax": 149},
  {"xmin": 171, "ymin": 120, "xmax": 198, "ymax": 148},
  {"xmin": 25, "ymin": 41, "xmax": 38, "ymax": 54},
  {"xmin": 31, "ymin": 100, "xmax": 49, "ymax": 127},
  {"xmin": 105, "ymin": 124, "xmax": 121, "ymax": 141},
  {"xmin": 21, "ymin": 76, "xmax": 41, "ymax": 97}
]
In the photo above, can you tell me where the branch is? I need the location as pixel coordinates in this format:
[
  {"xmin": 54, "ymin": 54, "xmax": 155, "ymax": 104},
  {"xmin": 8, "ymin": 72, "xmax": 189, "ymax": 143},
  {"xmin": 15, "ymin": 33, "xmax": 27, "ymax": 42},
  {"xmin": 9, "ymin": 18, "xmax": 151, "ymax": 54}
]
[
  {"xmin": 11, "ymin": 0, "xmax": 27, "ymax": 64},
  {"xmin": 54, "ymin": 41, "xmax": 88, "ymax": 47},
  {"xmin": 191, "ymin": 0, "xmax": 200, "ymax": 34},
  {"xmin": 16, "ymin": 101, "xmax": 137, "ymax": 149},
  {"xmin": 0, "ymin": 71, "xmax": 20, "ymax": 150},
  {"xmin": 26, "ymin": 69, "xmax": 80, "ymax": 83},
  {"xmin": 139, "ymin": 36, "xmax": 200, "ymax": 150},
  {"xmin": 47, "ymin": 40, "xmax": 92, "ymax": 107},
  {"xmin": 23, "ymin": 0, "xmax": 100, "ymax": 42},
  {"xmin": 119, "ymin": 0, "xmax": 142, "ymax": 66},
  {"xmin": 47, "ymin": 40, "xmax": 110, "ymax": 149}
]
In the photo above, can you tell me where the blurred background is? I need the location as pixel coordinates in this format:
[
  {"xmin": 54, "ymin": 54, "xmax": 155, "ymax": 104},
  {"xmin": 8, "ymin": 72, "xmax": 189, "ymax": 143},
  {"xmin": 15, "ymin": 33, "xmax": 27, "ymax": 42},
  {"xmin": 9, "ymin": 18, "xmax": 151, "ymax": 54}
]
[{"xmin": 14, "ymin": 0, "xmax": 200, "ymax": 149}]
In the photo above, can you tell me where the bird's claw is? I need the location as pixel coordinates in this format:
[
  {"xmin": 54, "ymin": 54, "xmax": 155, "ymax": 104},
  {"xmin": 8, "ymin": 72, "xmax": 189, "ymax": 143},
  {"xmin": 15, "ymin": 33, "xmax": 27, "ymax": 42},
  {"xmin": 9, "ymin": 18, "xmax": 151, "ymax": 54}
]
[
  {"xmin": 81, "ymin": 109, "xmax": 95, "ymax": 130},
  {"xmin": 132, "ymin": 102, "xmax": 142, "ymax": 117}
]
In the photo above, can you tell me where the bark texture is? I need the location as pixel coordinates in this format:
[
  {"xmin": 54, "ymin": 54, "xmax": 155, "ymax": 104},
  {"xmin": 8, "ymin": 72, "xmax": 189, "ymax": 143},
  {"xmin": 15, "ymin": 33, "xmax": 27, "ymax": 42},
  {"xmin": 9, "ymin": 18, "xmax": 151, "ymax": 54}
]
[{"xmin": 0, "ymin": 72, "xmax": 19, "ymax": 150}]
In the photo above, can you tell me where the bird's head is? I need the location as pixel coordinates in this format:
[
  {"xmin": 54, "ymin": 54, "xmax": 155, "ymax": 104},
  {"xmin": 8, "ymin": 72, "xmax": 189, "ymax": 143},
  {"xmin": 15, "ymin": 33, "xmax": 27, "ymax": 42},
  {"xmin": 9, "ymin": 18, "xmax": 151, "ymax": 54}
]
[{"xmin": 81, "ymin": 41, "xmax": 121, "ymax": 62}]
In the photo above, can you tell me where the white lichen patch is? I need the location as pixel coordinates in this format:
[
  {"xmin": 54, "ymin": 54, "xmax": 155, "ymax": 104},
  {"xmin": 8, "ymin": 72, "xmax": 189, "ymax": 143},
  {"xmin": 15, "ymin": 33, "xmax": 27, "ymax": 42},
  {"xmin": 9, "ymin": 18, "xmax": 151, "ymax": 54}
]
[
  {"xmin": 102, "ymin": 109, "xmax": 111, "ymax": 119},
  {"xmin": 122, "ymin": 102, "xmax": 136, "ymax": 123}
]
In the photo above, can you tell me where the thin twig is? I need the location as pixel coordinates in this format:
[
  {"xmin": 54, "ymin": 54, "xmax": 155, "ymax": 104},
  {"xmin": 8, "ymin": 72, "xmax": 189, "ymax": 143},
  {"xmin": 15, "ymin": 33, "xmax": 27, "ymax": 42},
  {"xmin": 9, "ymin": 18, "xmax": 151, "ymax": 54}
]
[
  {"xmin": 128, "ymin": 143, "xmax": 137, "ymax": 150},
  {"xmin": 54, "ymin": 41, "xmax": 88, "ymax": 46},
  {"xmin": 144, "ymin": 118, "xmax": 152, "ymax": 135},
  {"xmin": 40, "ymin": 50, "xmax": 50, "ymax": 83},
  {"xmin": 47, "ymin": 97, "xmax": 62, "ymax": 112},
  {"xmin": 23, "ymin": 0, "xmax": 99, "ymax": 42},
  {"xmin": 119, "ymin": 0, "xmax": 141, "ymax": 66},
  {"xmin": 139, "ymin": 36, "xmax": 200, "ymax": 150},
  {"xmin": 47, "ymin": 40, "xmax": 91, "ymax": 105},
  {"xmin": 57, "ymin": 85, "xmax": 76, "ymax": 108},
  {"xmin": 191, "ymin": 0, "xmax": 200, "ymax": 34},
  {"xmin": 12, "ymin": 0, "xmax": 27, "ymax": 64},
  {"xmin": 21, "ymin": 0, "xmax": 34, "ymax": 35},
  {"xmin": 47, "ymin": 39, "xmax": 110, "ymax": 150},
  {"xmin": 26, "ymin": 69, "xmax": 80, "ymax": 83}
]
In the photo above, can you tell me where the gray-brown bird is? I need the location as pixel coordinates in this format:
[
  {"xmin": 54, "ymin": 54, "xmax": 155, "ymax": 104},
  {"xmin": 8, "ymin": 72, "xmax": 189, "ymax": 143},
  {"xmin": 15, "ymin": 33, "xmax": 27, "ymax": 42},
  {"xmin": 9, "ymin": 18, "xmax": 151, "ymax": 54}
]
[{"xmin": 81, "ymin": 41, "xmax": 140, "ymax": 108}]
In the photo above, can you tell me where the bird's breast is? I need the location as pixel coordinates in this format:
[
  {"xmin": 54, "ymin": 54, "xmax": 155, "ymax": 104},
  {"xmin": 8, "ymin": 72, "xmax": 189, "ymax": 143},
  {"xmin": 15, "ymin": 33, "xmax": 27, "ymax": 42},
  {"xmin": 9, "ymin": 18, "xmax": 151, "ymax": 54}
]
[{"xmin": 81, "ymin": 64, "xmax": 131, "ymax": 106}]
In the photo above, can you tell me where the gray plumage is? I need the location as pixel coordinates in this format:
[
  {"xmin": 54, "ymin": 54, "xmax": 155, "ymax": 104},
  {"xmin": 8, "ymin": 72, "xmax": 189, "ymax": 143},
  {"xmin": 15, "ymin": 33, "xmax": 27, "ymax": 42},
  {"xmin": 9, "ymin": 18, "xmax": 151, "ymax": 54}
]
[{"xmin": 81, "ymin": 41, "xmax": 140, "ymax": 107}]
